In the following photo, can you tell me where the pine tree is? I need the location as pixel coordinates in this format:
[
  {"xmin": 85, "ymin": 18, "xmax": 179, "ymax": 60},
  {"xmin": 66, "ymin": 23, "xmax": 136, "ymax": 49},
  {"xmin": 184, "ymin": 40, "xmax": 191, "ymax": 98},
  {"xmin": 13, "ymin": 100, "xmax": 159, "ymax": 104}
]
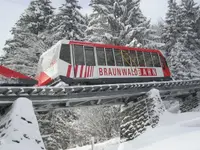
[
  {"xmin": 76, "ymin": 106, "xmax": 121, "ymax": 142},
  {"xmin": 174, "ymin": 0, "xmax": 200, "ymax": 79},
  {"xmin": 49, "ymin": 0, "xmax": 86, "ymax": 44},
  {"xmin": 3, "ymin": 0, "xmax": 54, "ymax": 53},
  {"xmin": 2, "ymin": 33, "xmax": 48, "ymax": 77},
  {"xmin": 151, "ymin": 20, "xmax": 165, "ymax": 50},
  {"xmin": 163, "ymin": 0, "xmax": 200, "ymax": 79},
  {"xmin": 19, "ymin": 0, "xmax": 54, "ymax": 34},
  {"xmin": 119, "ymin": 0, "xmax": 150, "ymax": 46},
  {"xmin": 38, "ymin": 109, "xmax": 79, "ymax": 150},
  {"xmin": 169, "ymin": 41, "xmax": 200, "ymax": 79},
  {"xmin": 162, "ymin": 0, "xmax": 179, "ymax": 57},
  {"xmin": 1, "ymin": 0, "xmax": 54, "ymax": 77},
  {"xmin": 86, "ymin": 0, "xmax": 154, "ymax": 47},
  {"xmin": 85, "ymin": 0, "xmax": 111, "ymax": 43},
  {"xmin": 178, "ymin": 0, "xmax": 200, "ymax": 58}
]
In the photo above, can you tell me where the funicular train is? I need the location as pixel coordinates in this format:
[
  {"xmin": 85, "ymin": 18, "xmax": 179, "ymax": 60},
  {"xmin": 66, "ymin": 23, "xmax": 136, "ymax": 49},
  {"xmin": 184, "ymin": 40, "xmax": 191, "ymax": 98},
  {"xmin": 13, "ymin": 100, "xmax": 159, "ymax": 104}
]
[{"xmin": 36, "ymin": 40, "xmax": 172, "ymax": 86}]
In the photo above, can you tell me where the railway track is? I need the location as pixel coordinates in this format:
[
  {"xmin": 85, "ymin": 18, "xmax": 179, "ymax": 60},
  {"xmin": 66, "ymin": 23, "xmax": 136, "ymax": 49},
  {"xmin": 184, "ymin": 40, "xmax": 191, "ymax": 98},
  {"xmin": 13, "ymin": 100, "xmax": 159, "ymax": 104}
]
[{"xmin": 0, "ymin": 79, "xmax": 199, "ymax": 111}]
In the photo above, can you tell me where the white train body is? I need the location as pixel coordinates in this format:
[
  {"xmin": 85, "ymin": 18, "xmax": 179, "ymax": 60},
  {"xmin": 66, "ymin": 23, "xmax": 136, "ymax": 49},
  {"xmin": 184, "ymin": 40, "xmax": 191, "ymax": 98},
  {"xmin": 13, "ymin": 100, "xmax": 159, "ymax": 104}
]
[{"xmin": 36, "ymin": 40, "xmax": 171, "ymax": 86}]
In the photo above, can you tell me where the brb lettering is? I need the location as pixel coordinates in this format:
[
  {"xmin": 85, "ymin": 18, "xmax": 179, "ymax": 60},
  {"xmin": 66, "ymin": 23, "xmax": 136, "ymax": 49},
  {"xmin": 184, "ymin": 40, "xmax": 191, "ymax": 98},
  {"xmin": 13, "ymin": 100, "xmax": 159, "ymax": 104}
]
[{"xmin": 99, "ymin": 67, "xmax": 157, "ymax": 77}]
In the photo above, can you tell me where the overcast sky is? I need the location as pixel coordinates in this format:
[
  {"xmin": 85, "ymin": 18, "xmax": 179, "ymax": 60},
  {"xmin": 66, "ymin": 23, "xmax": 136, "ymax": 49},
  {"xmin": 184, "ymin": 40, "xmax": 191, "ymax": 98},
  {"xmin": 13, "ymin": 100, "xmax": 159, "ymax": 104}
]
[{"xmin": 0, "ymin": 0, "xmax": 199, "ymax": 55}]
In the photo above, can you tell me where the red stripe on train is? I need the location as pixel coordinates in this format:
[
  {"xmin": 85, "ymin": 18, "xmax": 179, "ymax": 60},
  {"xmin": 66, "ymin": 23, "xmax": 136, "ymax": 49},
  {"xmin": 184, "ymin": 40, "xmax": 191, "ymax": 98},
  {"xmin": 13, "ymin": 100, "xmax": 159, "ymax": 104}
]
[
  {"xmin": 91, "ymin": 66, "xmax": 94, "ymax": 77},
  {"xmin": 87, "ymin": 66, "xmax": 91, "ymax": 77},
  {"xmin": 89, "ymin": 66, "xmax": 93, "ymax": 77},
  {"xmin": 80, "ymin": 65, "xmax": 84, "ymax": 78},
  {"xmin": 84, "ymin": 66, "xmax": 87, "ymax": 78},
  {"xmin": 37, "ymin": 72, "xmax": 52, "ymax": 86},
  {"xmin": 66, "ymin": 65, "xmax": 72, "ymax": 77},
  {"xmin": 74, "ymin": 65, "xmax": 78, "ymax": 77}
]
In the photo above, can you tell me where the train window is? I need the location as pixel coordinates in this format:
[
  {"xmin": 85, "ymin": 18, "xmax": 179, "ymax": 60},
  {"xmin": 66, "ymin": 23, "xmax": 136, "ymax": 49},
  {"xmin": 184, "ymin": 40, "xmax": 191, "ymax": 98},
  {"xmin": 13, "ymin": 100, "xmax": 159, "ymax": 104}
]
[
  {"xmin": 144, "ymin": 52, "xmax": 153, "ymax": 67},
  {"xmin": 85, "ymin": 46, "xmax": 95, "ymax": 66},
  {"xmin": 74, "ymin": 45, "xmax": 85, "ymax": 65},
  {"xmin": 152, "ymin": 53, "xmax": 161, "ymax": 67},
  {"xmin": 114, "ymin": 49, "xmax": 123, "ymax": 66},
  {"xmin": 130, "ymin": 51, "xmax": 138, "ymax": 66},
  {"xmin": 60, "ymin": 44, "xmax": 71, "ymax": 63},
  {"xmin": 122, "ymin": 50, "xmax": 131, "ymax": 66},
  {"xmin": 105, "ymin": 48, "xmax": 115, "ymax": 66},
  {"xmin": 137, "ymin": 51, "xmax": 145, "ymax": 67},
  {"xmin": 96, "ymin": 47, "xmax": 106, "ymax": 66}
]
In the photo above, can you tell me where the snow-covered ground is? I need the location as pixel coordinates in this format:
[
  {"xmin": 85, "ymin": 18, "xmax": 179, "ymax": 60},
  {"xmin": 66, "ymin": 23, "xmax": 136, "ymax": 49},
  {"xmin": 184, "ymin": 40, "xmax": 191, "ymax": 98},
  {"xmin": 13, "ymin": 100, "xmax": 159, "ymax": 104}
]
[
  {"xmin": 0, "ymin": 98, "xmax": 45, "ymax": 150},
  {"xmin": 1, "ymin": 92, "xmax": 200, "ymax": 150},
  {"xmin": 68, "ymin": 111, "xmax": 200, "ymax": 150}
]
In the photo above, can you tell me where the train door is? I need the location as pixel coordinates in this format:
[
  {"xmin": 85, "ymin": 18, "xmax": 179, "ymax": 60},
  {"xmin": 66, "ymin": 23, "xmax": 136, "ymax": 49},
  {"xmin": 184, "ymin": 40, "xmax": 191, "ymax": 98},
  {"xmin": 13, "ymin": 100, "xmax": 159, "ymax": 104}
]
[
  {"xmin": 72, "ymin": 44, "xmax": 96, "ymax": 79},
  {"xmin": 73, "ymin": 44, "xmax": 85, "ymax": 78}
]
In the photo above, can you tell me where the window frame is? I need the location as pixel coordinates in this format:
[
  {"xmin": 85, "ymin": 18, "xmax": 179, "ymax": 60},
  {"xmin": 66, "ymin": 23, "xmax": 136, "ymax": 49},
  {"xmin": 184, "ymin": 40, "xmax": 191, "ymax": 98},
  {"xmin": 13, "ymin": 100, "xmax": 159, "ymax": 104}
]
[
  {"xmin": 136, "ymin": 51, "xmax": 146, "ymax": 67},
  {"xmin": 96, "ymin": 47, "xmax": 107, "ymax": 66},
  {"xmin": 129, "ymin": 50, "xmax": 138, "ymax": 67},
  {"xmin": 151, "ymin": 52, "xmax": 161, "ymax": 67},
  {"xmin": 114, "ymin": 49, "xmax": 124, "ymax": 66},
  {"xmin": 142, "ymin": 51, "xmax": 147, "ymax": 67},
  {"xmin": 84, "ymin": 46, "xmax": 96, "ymax": 66},
  {"xmin": 105, "ymin": 48, "xmax": 115, "ymax": 66},
  {"xmin": 59, "ymin": 44, "xmax": 71, "ymax": 63},
  {"xmin": 112, "ymin": 48, "xmax": 117, "ymax": 66},
  {"xmin": 143, "ymin": 52, "xmax": 154, "ymax": 67},
  {"xmin": 121, "ymin": 50, "xmax": 131, "ymax": 67},
  {"xmin": 73, "ymin": 44, "xmax": 86, "ymax": 66}
]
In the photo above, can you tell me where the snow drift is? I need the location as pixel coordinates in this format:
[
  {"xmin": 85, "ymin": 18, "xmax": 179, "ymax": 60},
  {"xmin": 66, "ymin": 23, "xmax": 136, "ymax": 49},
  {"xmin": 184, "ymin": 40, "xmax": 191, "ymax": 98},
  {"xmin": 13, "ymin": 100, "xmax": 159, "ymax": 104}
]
[
  {"xmin": 0, "ymin": 98, "xmax": 45, "ymax": 150},
  {"xmin": 68, "ymin": 112, "xmax": 200, "ymax": 150}
]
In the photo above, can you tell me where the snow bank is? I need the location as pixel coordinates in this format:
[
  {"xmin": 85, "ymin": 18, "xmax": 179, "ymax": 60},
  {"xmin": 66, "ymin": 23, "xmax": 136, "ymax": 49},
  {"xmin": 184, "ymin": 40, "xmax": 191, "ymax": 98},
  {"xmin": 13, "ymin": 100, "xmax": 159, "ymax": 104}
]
[
  {"xmin": 0, "ymin": 98, "xmax": 45, "ymax": 150},
  {"xmin": 69, "ymin": 111, "xmax": 200, "ymax": 150},
  {"xmin": 68, "ymin": 138, "xmax": 120, "ymax": 150},
  {"xmin": 117, "ymin": 111, "xmax": 200, "ymax": 150}
]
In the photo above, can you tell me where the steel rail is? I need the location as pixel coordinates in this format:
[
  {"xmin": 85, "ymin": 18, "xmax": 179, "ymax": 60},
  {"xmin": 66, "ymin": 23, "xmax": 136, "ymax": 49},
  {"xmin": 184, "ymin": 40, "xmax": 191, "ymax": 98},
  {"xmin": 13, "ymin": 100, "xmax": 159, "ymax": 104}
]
[{"xmin": 0, "ymin": 79, "xmax": 200, "ymax": 111}]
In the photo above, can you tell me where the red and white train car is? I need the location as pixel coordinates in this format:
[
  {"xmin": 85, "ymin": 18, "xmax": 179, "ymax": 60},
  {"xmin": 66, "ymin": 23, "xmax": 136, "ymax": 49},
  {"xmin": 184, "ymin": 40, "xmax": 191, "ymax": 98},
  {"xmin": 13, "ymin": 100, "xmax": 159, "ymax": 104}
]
[{"xmin": 36, "ymin": 40, "xmax": 171, "ymax": 86}]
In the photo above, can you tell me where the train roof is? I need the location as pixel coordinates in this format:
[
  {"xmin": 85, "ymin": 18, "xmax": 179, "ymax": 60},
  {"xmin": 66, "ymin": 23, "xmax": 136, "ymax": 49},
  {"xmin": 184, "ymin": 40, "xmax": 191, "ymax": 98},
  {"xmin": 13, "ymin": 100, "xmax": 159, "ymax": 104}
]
[{"xmin": 58, "ymin": 40, "xmax": 162, "ymax": 54}]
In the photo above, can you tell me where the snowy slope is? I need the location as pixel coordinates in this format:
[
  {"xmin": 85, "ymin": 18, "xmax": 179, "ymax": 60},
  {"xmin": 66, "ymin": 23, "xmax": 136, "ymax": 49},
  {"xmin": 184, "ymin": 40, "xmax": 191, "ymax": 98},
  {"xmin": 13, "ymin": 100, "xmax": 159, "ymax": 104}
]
[
  {"xmin": 0, "ymin": 98, "xmax": 45, "ymax": 150},
  {"xmin": 68, "ymin": 111, "xmax": 200, "ymax": 150},
  {"xmin": 119, "ymin": 112, "xmax": 200, "ymax": 150}
]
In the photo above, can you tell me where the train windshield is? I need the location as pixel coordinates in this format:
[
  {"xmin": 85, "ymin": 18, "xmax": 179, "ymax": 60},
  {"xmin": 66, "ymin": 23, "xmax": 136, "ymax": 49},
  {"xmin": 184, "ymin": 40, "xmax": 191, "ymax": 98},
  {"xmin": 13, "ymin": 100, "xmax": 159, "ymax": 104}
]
[{"xmin": 59, "ymin": 44, "xmax": 71, "ymax": 63}]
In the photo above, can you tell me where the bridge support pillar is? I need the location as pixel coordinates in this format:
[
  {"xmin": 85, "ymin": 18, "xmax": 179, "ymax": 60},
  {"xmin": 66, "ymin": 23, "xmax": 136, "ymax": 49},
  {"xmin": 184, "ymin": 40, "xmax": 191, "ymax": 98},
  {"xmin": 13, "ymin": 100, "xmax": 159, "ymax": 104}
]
[
  {"xmin": 120, "ymin": 89, "xmax": 165, "ymax": 141},
  {"xmin": 179, "ymin": 92, "xmax": 200, "ymax": 113}
]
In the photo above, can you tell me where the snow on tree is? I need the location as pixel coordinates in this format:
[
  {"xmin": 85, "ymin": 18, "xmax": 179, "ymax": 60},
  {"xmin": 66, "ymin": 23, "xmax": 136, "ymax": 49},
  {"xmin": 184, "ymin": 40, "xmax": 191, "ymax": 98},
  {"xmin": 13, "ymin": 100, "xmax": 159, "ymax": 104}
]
[
  {"xmin": 119, "ymin": 0, "xmax": 152, "ymax": 47},
  {"xmin": 37, "ymin": 109, "xmax": 79, "ymax": 150},
  {"xmin": 76, "ymin": 106, "xmax": 121, "ymax": 143},
  {"xmin": 49, "ymin": 0, "xmax": 86, "ymax": 45},
  {"xmin": 162, "ymin": 0, "xmax": 179, "ymax": 58},
  {"xmin": 145, "ymin": 25, "xmax": 165, "ymax": 50},
  {"xmin": 178, "ymin": 0, "xmax": 200, "ymax": 60},
  {"xmin": 18, "ymin": 0, "xmax": 54, "ymax": 35},
  {"xmin": 37, "ymin": 106, "xmax": 120, "ymax": 149},
  {"xmin": 168, "ymin": 41, "xmax": 200, "ymax": 80},
  {"xmin": 150, "ymin": 20, "xmax": 165, "ymax": 50},
  {"xmin": 3, "ymin": 0, "xmax": 54, "ymax": 53},
  {"xmin": 86, "ymin": 0, "xmax": 158, "ymax": 48},
  {"xmin": 2, "ymin": 33, "xmax": 48, "ymax": 77},
  {"xmin": 163, "ymin": 0, "xmax": 200, "ymax": 79},
  {"xmin": 85, "ymin": 0, "xmax": 112, "ymax": 43},
  {"xmin": 3, "ymin": 25, "xmax": 30, "ymax": 54},
  {"xmin": 1, "ymin": 0, "xmax": 54, "ymax": 77}
]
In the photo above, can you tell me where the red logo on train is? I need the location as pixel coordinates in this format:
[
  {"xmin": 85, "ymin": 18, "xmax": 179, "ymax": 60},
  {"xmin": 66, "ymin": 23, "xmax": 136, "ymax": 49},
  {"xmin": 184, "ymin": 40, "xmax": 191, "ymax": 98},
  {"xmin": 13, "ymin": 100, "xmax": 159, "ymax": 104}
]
[{"xmin": 99, "ymin": 67, "xmax": 157, "ymax": 77}]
